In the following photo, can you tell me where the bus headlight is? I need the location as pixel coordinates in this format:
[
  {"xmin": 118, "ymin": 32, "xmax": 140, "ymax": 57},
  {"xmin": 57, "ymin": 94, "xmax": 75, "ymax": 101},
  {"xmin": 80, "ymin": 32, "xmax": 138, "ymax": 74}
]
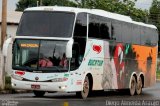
[
  {"xmin": 12, "ymin": 75, "xmax": 23, "ymax": 81},
  {"xmin": 51, "ymin": 78, "xmax": 68, "ymax": 82}
]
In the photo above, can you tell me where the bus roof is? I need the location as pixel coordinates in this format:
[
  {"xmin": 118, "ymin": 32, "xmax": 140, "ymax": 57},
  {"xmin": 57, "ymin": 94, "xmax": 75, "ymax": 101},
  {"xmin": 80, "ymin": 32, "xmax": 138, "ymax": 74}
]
[{"xmin": 25, "ymin": 6, "xmax": 157, "ymax": 29}]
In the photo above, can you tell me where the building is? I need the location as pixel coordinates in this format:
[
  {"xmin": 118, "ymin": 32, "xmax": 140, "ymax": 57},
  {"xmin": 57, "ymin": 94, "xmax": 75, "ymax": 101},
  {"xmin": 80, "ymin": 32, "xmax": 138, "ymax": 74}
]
[
  {"xmin": 0, "ymin": 11, "xmax": 22, "ymax": 76},
  {"xmin": 0, "ymin": 11, "xmax": 22, "ymax": 46}
]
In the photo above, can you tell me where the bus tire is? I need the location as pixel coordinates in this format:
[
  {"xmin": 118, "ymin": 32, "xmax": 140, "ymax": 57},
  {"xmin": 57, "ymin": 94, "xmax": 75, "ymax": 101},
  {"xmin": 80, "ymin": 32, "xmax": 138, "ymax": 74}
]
[
  {"xmin": 129, "ymin": 76, "xmax": 136, "ymax": 96},
  {"xmin": 33, "ymin": 91, "xmax": 45, "ymax": 97},
  {"xmin": 76, "ymin": 76, "xmax": 90, "ymax": 99},
  {"xmin": 136, "ymin": 76, "xmax": 142, "ymax": 95}
]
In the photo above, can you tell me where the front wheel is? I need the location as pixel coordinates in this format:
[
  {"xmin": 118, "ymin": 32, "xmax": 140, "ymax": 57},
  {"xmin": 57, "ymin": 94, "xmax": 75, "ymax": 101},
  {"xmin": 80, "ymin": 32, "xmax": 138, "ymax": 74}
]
[
  {"xmin": 76, "ymin": 76, "xmax": 90, "ymax": 99},
  {"xmin": 33, "ymin": 91, "xmax": 45, "ymax": 97}
]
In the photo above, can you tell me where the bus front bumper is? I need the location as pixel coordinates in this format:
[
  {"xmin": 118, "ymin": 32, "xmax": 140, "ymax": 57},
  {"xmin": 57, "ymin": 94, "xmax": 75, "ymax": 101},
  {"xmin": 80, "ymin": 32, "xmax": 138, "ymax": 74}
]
[{"xmin": 11, "ymin": 78, "xmax": 69, "ymax": 92}]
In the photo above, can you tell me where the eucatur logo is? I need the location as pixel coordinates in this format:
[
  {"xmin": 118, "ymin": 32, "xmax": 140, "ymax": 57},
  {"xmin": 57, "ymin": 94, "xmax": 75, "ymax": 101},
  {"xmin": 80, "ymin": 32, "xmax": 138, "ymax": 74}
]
[
  {"xmin": 35, "ymin": 77, "xmax": 39, "ymax": 81},
  {"xmin": 92, "ymin": 45, "xmax": 102, "ymax": 54}
]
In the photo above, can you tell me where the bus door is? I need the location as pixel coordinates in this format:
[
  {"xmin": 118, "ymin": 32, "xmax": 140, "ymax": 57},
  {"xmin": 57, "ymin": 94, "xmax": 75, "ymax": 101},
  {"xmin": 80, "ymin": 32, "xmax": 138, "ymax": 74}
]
[{"xmin": 68, "ymin": 12, "xmax": 87, "ymax": 91}]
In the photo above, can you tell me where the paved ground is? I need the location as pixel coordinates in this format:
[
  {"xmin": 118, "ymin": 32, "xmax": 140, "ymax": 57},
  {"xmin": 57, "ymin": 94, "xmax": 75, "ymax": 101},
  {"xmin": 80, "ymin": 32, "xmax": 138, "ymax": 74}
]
[{"xmin": 0, "ymin": 81, "xmax": 160, "ymax": 106}]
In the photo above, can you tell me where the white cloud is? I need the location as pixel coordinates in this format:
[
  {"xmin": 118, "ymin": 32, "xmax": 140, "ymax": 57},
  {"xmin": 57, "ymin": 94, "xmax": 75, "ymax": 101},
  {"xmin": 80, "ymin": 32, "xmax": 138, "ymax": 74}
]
[
  {"xmin": 135, "ymin": 0, "xmax": 153, "ymax": 10},
  {"xmin": 0, "ymin": 0, "xmax": 18, "ymax": 12},
  {"xmin": 0, "ymin": 0, "xmax": 154, "ymax": 12}
]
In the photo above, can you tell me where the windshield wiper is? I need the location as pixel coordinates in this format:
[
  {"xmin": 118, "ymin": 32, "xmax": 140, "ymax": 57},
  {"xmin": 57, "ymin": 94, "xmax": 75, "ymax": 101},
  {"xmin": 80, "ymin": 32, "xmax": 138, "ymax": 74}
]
[
  {"xmin": 24, "ymin": 66, "xmax": 33, "ymax": 72},
  {"xmin": 13, "ymin": 66, "xmax": 33, "ymax": 72},
  {"xmin": 52, "ymin": 66, "xmax": 61, "ymax": 72}
]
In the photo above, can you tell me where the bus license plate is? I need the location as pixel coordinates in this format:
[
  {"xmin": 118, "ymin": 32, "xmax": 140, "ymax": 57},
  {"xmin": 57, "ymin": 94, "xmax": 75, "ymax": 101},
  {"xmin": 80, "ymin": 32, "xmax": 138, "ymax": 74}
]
[{"xmin": 31, "ymin": 85, "xmax": 40, "ymax": 89}]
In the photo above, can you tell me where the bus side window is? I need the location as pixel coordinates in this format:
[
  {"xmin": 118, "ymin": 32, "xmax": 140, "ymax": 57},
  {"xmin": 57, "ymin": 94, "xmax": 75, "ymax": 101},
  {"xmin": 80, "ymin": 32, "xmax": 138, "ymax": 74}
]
[
  {"xmin": 111, "ymin": 20, "xmax": 122, "ymax": 42},
  {"xmin": 132, "ymin": 24, "xmax": 141, "ymax": 45},
  {"xmin": 88, "ymin": 14, "xmax": 111, "ymax": 40},
  {"xmin": 74, "ymin": 13, "xmax": 87, "ymax": 38},
  {"xmin": 121, "ymin": 22, "xmax": 132, "ymax": 43},
  {"xmin": 141, "ymin": 27, "xmax": 149, "ymax": 46},
  {"xmin": 72, "ymin": 13, "xmax": 87, "ymax": 71}
]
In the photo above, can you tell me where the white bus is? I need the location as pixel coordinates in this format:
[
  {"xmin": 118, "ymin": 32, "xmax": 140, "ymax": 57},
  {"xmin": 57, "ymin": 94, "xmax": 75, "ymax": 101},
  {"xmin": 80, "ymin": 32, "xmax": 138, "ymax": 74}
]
[{"xmin": 7, "ymin": 6, "xmax": 158, "ymax": 99}]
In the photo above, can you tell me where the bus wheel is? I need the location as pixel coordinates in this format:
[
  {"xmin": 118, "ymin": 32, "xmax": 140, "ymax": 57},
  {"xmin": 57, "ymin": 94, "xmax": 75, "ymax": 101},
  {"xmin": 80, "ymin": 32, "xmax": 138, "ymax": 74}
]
[
  {"xmin": 129, "ymin": 76, "xmax": 136, "ymax": 96},
  {"xmin": 136, "ymin": 77, "xmax": 142, "ymax": 95},
  {"xmin": 76, "ymin": 76, "xmax": 90, "ymax": 99},
  {"xmin": 33, "ymin": 91, "xmax": 45, "ymax": 97}
]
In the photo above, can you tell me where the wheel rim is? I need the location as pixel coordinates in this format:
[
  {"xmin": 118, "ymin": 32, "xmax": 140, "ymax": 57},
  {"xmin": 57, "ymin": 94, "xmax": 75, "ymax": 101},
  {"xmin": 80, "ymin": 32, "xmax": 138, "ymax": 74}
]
[
  {"xmin": 130, "ymin": 77, "xmax": 136, "ymax": 96},
  {"xmin": 136, "ymin": 77, "xmax": 142, "ymax": 95}
]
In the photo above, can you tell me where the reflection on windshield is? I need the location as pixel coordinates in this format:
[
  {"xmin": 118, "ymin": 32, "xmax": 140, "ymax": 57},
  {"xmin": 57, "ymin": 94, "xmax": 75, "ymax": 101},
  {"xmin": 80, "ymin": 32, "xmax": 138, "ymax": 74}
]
[
  {"xmin": 17, "ymin": 11, "xmax": 75, "ymax": 37},
  {"xmin": 13, "ymin": 39, "xmax": 69, "ymax": 73}
]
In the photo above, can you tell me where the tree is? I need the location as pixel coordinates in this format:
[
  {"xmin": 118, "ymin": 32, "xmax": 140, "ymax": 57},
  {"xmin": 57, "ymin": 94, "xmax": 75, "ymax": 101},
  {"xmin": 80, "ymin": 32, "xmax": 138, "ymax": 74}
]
[
  {"xmin": 149, "ymin": 0, "xmax": 160, "ymax": 57},
  {"xmin": 149, "ymin": 0, "xmax": 160, "ymax": 35},
  {"xmin": 16, "ymin": 0, "xmax": 37, "ymax": 11},
  {"xmin": 16, "ymin": 0, "xmax": 148, "ymax": 23},
  {"xmin": 16, "ymin": 0, "xmax": 77, "ymax": 11},
  {"xmin": 76, "ymin": 0, "xmax": 148, "ymax": 22}
]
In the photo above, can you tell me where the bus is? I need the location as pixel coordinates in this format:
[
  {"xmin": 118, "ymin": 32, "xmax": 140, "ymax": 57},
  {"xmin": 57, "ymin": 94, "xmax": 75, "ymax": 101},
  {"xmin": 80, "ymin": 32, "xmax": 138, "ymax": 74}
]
[{"xmin": 5, "ymin": 6, "xmax": 158, "ymax": 99}]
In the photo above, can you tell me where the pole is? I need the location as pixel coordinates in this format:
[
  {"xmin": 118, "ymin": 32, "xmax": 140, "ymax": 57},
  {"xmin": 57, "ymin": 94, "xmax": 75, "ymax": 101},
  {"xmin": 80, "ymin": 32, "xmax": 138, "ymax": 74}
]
[
  {"xmin": 37, "ymin": 1, "xmax": 39, "ymax": 7},
  {"xmin": 0, "ymin": 0, "xmax": 7, "ymax": 90},
  {"xmin": 1, "ymin": 0, "xmax": 7, "ymax": 49},
  {"xmin": 40, "ymin": 0, "xmax": 42, "ymax": 6}
]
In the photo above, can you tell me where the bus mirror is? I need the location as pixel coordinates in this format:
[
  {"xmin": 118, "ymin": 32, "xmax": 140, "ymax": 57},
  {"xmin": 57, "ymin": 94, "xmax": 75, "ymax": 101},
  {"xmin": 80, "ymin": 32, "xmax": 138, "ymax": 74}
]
[
  {"xmin": 2, "ymin": 38, "xmax": 13, "ymax": 57},
  {"xmin": 66, "ymin": 39, "xmax": 73, "ymax": 58}
]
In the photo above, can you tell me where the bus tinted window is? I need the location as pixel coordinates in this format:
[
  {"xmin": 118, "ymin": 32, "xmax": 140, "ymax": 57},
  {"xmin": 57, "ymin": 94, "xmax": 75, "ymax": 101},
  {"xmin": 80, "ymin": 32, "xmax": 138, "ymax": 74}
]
[
  {"xmin": 132, "ymin": 24, "xmax": 141, "ymax": 44},
  {"xmin": 111, "ymin": 20, "xmax": 122, "ymax": 42},
  {"xmin": 153, "ymin": 29, "xmax": 159, "ymax": 44},
  {"xmin": 17, "ymin": 11, "xmax": 75, "ymax": 38},
  {"xmin": 150, "ymin": 28, "xmax": 158, "ymax": 45},
  {"xmin": 74, "ymin": 13, "xmax": 87, "ymax": 38},
  {"xmin": 122, "ymin": 22, "xmax": 132, "ymax": 43},
  {"xmin": 141, "ymin": 27, "xmax": 151, "ymax": 45},
  {"xmin": 89, "ymin": 14, "xmax": 111, "ymax": 39}
]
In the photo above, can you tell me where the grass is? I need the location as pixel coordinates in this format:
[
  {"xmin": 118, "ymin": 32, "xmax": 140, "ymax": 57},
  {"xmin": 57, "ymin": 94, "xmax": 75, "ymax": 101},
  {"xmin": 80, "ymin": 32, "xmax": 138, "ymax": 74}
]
[
  {"xmin": 157, "ymin": 71, "xmax": 160, "ymax": 79},
  {"xmin": 5, "ymin": 76, "xmax": 12, "ymax": 90},
  {"xmin": 0, "ymin": 76, "xmax": 13, "ymax": 92}
]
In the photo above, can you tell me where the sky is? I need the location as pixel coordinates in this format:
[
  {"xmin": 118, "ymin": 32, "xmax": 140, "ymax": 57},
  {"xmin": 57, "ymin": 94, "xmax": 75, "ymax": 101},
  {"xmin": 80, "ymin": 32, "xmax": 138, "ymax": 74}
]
[
  {"xmin": 0, "ymin": 0, "xmax": 18, "ymax": 12},
  {"xmin": 135, "ymin": 0, "xmax": 153, "ymax": 10},
  {"xmin": 0, "ymin": 0, "xmax": 153, "ymax": 12}
]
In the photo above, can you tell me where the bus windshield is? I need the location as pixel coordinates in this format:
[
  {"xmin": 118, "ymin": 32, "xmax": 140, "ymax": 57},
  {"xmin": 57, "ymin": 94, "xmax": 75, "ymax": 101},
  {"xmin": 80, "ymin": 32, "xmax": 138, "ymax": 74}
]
[
  {"xmin": 12, "ymin": 39, "xmax": 69, "ymax": 73},
  {"xmin": 17, "ymin": 11, "xmax": 75, "ymax": 38}
]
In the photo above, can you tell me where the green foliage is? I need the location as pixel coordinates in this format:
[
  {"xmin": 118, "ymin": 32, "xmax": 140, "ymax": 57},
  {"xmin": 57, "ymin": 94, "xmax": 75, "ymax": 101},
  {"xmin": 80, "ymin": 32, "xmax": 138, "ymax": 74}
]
[
  {"xmin": 157, "ymin": 70, "xmax": 160, "ymax": 79},
  {"xmin": 42, "ymin": 0, "xmax": 77, "ymax": 7},
  {"xmin": 149, "ymin": 0, "xmax": 160, "ymax": 35},
  {"xmin": 16, "ymin": 0, "xmax": 149, "ymax": 23},
  {"xmin": 76, "ymin": 0, "xmax": 148, "ymax": 22},
  {"xmin": 5, "ymin": 76, "xmax": 12, "ymax": 90},
  {"xmin": 16, "ymin": 0, "xmax": 37, "ymax": 11},
  {"xmin": 16, "ymin": 0, "xmax": 77, "ymax": 11},
  {"xmin": 149, "ymin": 0, "xmax": 160, "ymax": 55}
]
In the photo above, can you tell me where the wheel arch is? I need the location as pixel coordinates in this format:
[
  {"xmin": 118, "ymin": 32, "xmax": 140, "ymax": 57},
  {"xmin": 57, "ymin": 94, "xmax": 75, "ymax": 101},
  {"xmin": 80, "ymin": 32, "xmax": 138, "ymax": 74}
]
[{"xmin": 86, "ymin": 73, "xmax": 93, "ymax": 91}]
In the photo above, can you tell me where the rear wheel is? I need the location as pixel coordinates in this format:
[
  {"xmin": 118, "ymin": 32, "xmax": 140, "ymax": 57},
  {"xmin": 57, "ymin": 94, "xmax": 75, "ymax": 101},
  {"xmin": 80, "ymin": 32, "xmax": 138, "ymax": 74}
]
[
  {"xmin": 129, "ymin": 76, "xmax": 136, "ymax": 96},
  {"xmin": 33, "ymin": 91, "xmax": 45, "ymax": 97},
  {"xmin": 136, "ymin": 77, "xmax": 142, "ymax": 95},
  {"xmin": 76, "ymin": 76, "xmax": 90, "ymax": 99}
]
